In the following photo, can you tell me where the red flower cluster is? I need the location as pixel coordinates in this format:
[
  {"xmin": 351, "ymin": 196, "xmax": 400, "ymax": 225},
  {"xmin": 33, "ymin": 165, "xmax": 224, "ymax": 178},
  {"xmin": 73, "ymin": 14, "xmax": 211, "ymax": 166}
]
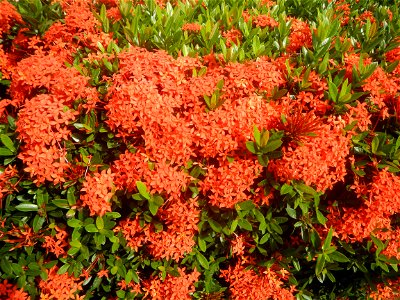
[
  {"xmin": 220, "ymin": 261, "xmax": 295, "ymax": 299},
  {"xmin": 38, "ymin": 266, "xmax": 83, "ymax": 300},
  {"xmin": 0, "ymin": 279, "xmax": 29, "ymax": 300},
  {"xmin": 79, "ymin": 169, "xmax": 115, "ymax": 216},
  {"xmin": 142, "ymin": 267, "xmax": 200, "ymax": 300}
]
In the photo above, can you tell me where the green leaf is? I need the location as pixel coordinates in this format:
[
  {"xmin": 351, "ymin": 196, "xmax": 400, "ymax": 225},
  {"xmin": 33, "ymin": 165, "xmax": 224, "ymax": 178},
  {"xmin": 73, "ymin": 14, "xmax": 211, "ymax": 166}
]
[
  {"xmin": 270, "ymin": 222, "xmax": 283, "ymax": 234},
  {"xmin": 310, "ymin": 229, "xmax": 321, "ymax": 248},
  {"xmin": 295, "ymin": 182, "xmax": 317, "ymax": 195},
  {"xmin": 330, "ymin": 251, "xmax": 350, "ymax": 262},
  {"xmin": 32, "ymin": 215, "xmax": 45, "ymax": 233},
  {"xmin": 1, "ymin": 258, "xmax": 12, "ymax": 274},
  {"xmin": 51, "ymin": 199, "xmax": 69, "ymax": 209},
  {"xmin": 263, "ymin": 139, "xmax": 282, "ymax": 153},
  {"xmin": 0, "ymin": 147, "xmax": 13, "ymax": 156},
  {"xmin": 15, "ymin": 203, "xmax": 38, "ymax": 212},
  {"xmin": 371, "ymin": 234, "xmax": 385, "ymax": 254},
  {"xmin": 198, "ymin": 238, "xmax": 207, "ymax": 252},
  {"xmin": 125, "ymin": 270, "xmax": 133, "ymax": 284},
  {"xmin": 0, "ymin": 134, "xmax": 16, "ymax": 153},
  {"xmin": 208, "ymin": 219, "xmax": 222, "ymax": 233},
  {"xmin": 70, "ymin": 240, "xmax": 82, "ymax": 248},
  {"xmin": 106, "ymin": 212, "xmax": 121, "ymax": 219},
  {"xmin": 371, "ymin": 136, "xmax": 379, "ymax": 154},
  {"xmin": 96, "ymin": 216, "xmax": 104, "ymax": 230},
  {"xmin": 57, "ymin": 264, "xmax": 70, "ymax": 275},
  {"xmin": 316, "ymin": 209, "xmax": 327, "ymax": 225},
  {"xmin": 152, "ymin": 195, "xmax": 164, "ymax": 206},
  {"xmin": 246, "ymin": 141, "xmax": 257, "ymax": 154},
  {"xmin": 196, "ymin": 250, "xmax": 209, "ymax": 269},
  {"xmin": 315, "ymin": 254, "xmax": 325, "ymax": 275},
  {"xmin": 68, "ymin": 247, "xmax": 79, "ymax": 256},
  {"xmin": 67, "ymin": 219, "xmax": 82, "ymax": 228},
  {"xmin": 67, "ymin": 187, "xmax": 76, "ymax": 206},
  {"xmin": 286, "ymin": 206, "xmax": 297, "ymax": 219},
  {"xmin": 238, "ymin": 219, "xmax": 252, "ymax": 231},
  {"xmin": 322, "ymin": 227, "xmax": 334, "ymax": 251},
  {"xmin": 85, "ymin": 224, "xmax": 98, "ymax": 232},
  {"xmin": 149, "ymin": 201, "xmax": 160, "ymax": 216},
  {"xmin": 259, "ymin": 129, "xmax": 270, "ymax": 147},
  {"xmin": 259, "ymin": 233, "xmax": 269, "ymax": 244},
  {"xmin": 136, "ymin": 181, "xmax": 150, "ymax": 199},
  {"xmin": 253, "ymin": 125, "xmax": 261, "ymax": 145},
  {"xmin": 280, "ymin": 184, "xmax": 293, "ymax": 195},
  {"xmin": 236, "ymin": 200, "xmax": 255, "ymax": 211}
]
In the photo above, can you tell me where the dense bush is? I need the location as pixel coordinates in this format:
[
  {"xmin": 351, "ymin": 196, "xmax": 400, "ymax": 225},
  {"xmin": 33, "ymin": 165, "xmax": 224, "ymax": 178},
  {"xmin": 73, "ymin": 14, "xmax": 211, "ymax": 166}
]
[{"xmin": 1, "ymin": 0, "xmax": 400, "ymax": 299}]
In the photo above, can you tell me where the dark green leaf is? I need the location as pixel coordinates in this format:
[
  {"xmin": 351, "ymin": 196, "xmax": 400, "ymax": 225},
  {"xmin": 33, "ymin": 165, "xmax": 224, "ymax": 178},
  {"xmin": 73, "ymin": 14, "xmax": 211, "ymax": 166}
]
[
  {"xmin": 238, "ymin": 219, "xmax": 252, "ymax": 231},
  {"xmin": 15, "ymin": 203, "xmax": 38, "ymax": 212},
  {"xmin": 315, "ymin": 254, "xmax": 325, "ymax": 275},
  {"xmin": 236, "ymin": 200, "xmax": 255, "ymax": 211},
  {"xmin": 32, "ymin": 215, "xmax": 45, "ymax": 233},
  {"xmin": 196, "ymin": 251, "xmax": 209, "ymax": 269},
  {"xmin": 330, "ymin": 251, "xmax": 349, "ymax": 263},
  {"xmin": 208, "ymin": 219, "xmax": 222, "ymax": 233},
  {"xmin": 57, "ymin": 264, "xmax": 70, "ymax": 275},
  {"xmin": 51, "ymin": 199, "xmax": 69, "ymax": 209}
]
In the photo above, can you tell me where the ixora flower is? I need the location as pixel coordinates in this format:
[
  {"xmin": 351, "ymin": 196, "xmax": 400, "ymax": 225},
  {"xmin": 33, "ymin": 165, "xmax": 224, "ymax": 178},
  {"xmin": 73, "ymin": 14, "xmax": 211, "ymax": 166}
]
[
  {"xmin": 79, "ymin": 169, "xmax": 116, "ymax": 216},
  {"xmin": 0, "ymin": 279, "xmax": 29, "ymax": 300},
  {"xmin": 38, "ymin": 267, "xmax": 83, "ymax": 300},
  {"xmin": 142, "ymin": 267, "xmax": 200, "ymax": 300},
  {"xmin": 220, "ymin": 261, "xmax": 295, "ymax": 300}
]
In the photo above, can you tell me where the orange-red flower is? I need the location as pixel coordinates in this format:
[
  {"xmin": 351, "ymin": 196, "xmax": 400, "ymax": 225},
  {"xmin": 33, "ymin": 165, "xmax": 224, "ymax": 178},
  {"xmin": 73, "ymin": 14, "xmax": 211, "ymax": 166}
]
[
  {"xmin": 79, "ymin": 169, "xmax": 115, "ymax": 216},
  {"xmin": 223, "ymin": 28, "xmax": 243, "ymax": 47},
  {"xmin": 220, "ymin": 261, "xmax": 295, "ymax": 300},
  {"xmin": 0, "ymin": 1, "xmax": 23, "ymax": 36},
  {"xmin": 286, "ymin": 18, "xmax": 312, "ymax": 53},
  {"xmin": 0, "ymin": 279, "xmax": 30, "ymax": 300},
  {"xmin": 39, "ymin": 266, "xmax": 83, "ymax": 300},
  {"xmin": 200, "ymin": 157, "xmax": 263, "ymax": 208},
  {"xmin": 42, "ymin": 226, "xmax": 69, "ymax": 258},
  {"xmin": 114, "ymin": 215, "xmax": 150, "ymax": 252},
  {"xmin": 142, "ymin": 267, "xmax": 200, "ymax": 300},
  {"xmin": 147, "ymin": 198, "xmax": 199, "ymax": 261},
  {"xmin": 182, "ymin": 23, "xmax": 202, "ymax": 32},
  {"xmin": 253, "ymin": 14, "xmax": 278, "ymax": 28},
  {"xmin": 0, "ymin": 165, "xmax": 19, "ymax": 203},
  {"xmin": 269, "ymin": 118, "xmax": 351, "ymax": 192}
]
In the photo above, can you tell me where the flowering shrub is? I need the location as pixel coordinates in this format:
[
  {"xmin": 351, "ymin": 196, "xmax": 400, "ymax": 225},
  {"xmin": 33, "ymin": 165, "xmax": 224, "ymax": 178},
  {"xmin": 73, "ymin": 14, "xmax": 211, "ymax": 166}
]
[{"xmin": 1, "ymin": 0, "xmax": 400, "ymax": 299}]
